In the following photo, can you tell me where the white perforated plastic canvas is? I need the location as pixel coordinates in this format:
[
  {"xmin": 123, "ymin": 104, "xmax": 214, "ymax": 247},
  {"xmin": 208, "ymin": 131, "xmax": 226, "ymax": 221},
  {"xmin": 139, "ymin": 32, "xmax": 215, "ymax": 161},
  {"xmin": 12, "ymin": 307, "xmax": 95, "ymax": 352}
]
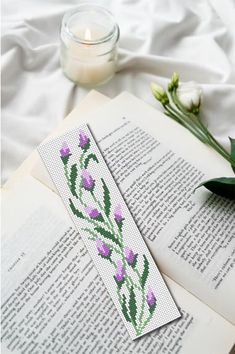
[{"xmin": 38, "ymin": 124, "xmax": 181, "ymax": 340}]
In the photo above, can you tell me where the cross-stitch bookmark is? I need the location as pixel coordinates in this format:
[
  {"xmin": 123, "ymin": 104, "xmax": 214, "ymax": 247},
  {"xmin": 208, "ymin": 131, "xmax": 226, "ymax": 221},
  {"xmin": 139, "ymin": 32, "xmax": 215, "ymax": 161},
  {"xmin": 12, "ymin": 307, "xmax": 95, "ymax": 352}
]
[{"xmin": 38, "ymin": 125, "xmax": 181, "ymax": 340}]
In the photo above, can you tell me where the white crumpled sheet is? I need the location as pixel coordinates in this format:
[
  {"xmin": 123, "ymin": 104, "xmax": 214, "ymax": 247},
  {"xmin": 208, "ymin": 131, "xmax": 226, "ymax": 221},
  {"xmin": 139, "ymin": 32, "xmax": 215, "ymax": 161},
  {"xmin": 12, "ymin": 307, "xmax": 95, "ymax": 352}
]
[{"xmin": 2, "ymin": 0, "xmax": 235, "ymax": 184}]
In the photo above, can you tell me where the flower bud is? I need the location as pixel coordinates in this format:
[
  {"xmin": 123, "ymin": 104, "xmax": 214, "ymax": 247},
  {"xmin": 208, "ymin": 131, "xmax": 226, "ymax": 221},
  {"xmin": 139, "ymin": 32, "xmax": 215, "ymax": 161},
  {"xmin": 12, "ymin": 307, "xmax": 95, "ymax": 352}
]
[
  {"xmin": 79, "ymin": 130, "xmax": 89, "ymax": 149},
  {"xmin": 146, "ymin": 287, "xmax": 156, "ymax": 306},
  {"xmin": 115, "ymin": 261, "xmax": 125, "ymax": 282},
  {"xmin": 168, "ymin": 72, "xmax": 179, "ymax": 91},
  {"xmin": 177, "ymin": 81, "xmax": 202, "ymax": 113},
  {"xmin": 124, "ymin": 247, "xmax": 136, "ymax": 265},
  {"xmin": 82, "ymin": 170, "xmax": 94, "ymax": 190},
  {"xmin": 60, "ymin": 142, "xmax": 70, "ymax": 157},
  {"xmin": 96, "ymin": 239, "xmax": 111, "ymax": 258},
  {"xmin": 114, "ymin": 204, "xmax": 123, "ymax": 223},
  {"xmin": 85, "ymin": 206, "xmax": 100, "ymax": 219},
  {"xmin": 60, "ymin": 142, "xmax": 71, "ymax": 164},
  {"xmin": 151, "ymin": 83, "xmax": 169, "ymax": 105}
]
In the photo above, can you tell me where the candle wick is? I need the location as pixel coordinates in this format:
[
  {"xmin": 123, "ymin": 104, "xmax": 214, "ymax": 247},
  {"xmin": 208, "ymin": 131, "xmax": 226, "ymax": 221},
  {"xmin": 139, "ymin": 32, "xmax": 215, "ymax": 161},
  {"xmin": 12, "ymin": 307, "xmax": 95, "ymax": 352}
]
[{"xmin": 85, "ymin": 28, "xmax": 91, "ymax": 41}]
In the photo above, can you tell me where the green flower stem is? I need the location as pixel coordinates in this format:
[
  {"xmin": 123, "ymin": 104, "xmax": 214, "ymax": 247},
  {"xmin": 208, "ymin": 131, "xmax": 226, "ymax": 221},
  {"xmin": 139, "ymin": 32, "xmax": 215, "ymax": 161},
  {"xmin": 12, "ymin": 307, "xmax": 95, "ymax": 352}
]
[
  {"xmin": 74, "ymin": 187, "xmax": 113, "ymax": 234},
  {"xmin": 75, "ymin": 142, "xmax": 152, "ymax": 335},
  {"xmin": 136, "ymin": 311, "xmax": 154, "ymax": 336},
  {"xmin": 164, "ymin": 104, "xmax": 209, "ymax": 143},
  {"xmin": 109, "ymin": 259, "xmax": 139, "ymax": 334},
  {"xmin": 90, "ymin": 191, "xmax": 114, "ymax": 233},
  {"xmin": 80, "ymin": 150, "xmax": 86, "ymax": 167},
  {"xmin": 90, "ymin": 190, "xmax": 142, "ymax": 293},
  {"xmin": 201, "ymin": 127, "xmax": 235, "ymax": 165},
  {"xmin": 166, "ymin": 95, "xmax": 210, "ymax": 141},
  {"xmin": 172, "ymin": 88, "xmax": 232, "ymax": 161},
  {"xmin": 64, "ymin": 164, "xmax": 71, "ymax": 190},
  {"xmin": 82, "ymin": 228, "xmax": 124, "ymax": 257},
  {"xmin": 135, "ymin": 268, "xmax": 146, "ymax": 330},
  {"xmin": 91, "ymin": 184, "xmax": 150, "ymax": 332}
]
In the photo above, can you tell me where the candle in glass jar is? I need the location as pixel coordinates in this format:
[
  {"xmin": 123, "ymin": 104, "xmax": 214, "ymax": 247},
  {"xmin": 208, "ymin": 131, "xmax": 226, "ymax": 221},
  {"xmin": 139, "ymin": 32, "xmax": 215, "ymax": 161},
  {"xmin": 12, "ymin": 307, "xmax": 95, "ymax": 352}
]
[{"xmin": 60, "ymin": 5, "xmax": 119, "ymax": 86}]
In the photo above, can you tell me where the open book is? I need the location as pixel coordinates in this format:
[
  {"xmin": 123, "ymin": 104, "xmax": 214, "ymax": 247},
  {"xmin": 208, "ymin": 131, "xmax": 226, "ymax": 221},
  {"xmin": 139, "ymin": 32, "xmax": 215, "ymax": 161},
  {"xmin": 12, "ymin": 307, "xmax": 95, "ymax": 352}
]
[{"xmin": 2, "ymin": 92, "xmax": 235, "ymax": 354}]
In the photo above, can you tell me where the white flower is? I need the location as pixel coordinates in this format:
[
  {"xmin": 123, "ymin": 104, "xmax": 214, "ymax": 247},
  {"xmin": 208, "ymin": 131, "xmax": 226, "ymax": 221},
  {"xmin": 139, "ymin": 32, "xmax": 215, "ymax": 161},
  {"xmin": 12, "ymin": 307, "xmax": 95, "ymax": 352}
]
[{"xmin": 177, "ymin": 81, "xmax": 202, "ymax": 112}]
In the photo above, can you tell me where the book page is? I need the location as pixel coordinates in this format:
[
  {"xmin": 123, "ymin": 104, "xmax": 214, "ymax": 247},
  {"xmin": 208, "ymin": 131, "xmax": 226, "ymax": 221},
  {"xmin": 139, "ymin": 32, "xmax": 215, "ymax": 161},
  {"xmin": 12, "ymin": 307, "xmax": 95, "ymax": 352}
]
[
  {"xmin": 1, "ymin": 176, "xmax": 234, "ymax": 353},
  {"xmin": 32, "ymin": 92, "xmax": 235, "ymax": 324}
]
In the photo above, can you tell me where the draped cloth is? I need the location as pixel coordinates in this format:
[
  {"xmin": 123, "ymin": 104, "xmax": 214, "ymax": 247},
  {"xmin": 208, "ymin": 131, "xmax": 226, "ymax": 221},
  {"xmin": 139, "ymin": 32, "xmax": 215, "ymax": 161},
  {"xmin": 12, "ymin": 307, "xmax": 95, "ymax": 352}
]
[{"xmin": 2, "ymin": 0, "xmax": 235, "ymax": 183}]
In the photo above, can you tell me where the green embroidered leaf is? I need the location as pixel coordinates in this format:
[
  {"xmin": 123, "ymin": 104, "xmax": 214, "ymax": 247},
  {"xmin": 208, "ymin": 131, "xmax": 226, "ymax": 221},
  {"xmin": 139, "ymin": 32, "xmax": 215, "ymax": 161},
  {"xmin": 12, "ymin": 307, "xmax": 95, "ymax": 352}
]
[
  {"xmin": 82, "ymin": 140, "xmax": 90, "ymax": 153},
  {"xmin": 149, "ymin": 303, "xmax": 156, "ymax": 315},
  {"xmin": 94, "ymin": 227, "xmax": 121, "ymax": 247},
  {"xmin": 94, "ymin": 213, "xmax": 104, "ymax": 222},
  {"xmin": 196, "ymin": 177, "xmax": 235, "ymax": 200},
  {"xmin": 114, "ymin": 275, "xmax": 125, "ymax": 289},
  {"xmin": 129, "ymin": 286, "xmax": 137, "ymax": 326},
  {"xmin": 70, "ymin": 164, "xmax": 78, "ymax": 197},
  {"xmin": 229, "ymin": 137, "xmax": 235, "ymax": 174},
  {"xmin": 121, "ymin": 294, "xmax": 131, "ymax": 322},
  {"xmin": 116, "ymin": 219, "xmax": 124, "ymax": 232},
  {"xmin": 141, "ymin": 255, "xmax": 149, "ymax": 288},
  {"xmin": 61, "ymin": 154, "xmax": 71, "ymax": 165},
  {"xmin": 69, "ymin": 198, "xmax": 85, "ymax": 219},
  {"xmin": 84, "ymin": 153, "xmax": 99, "ymax": 169},
  {"xmin": 130, "ymin": 254, "xmax": 138, "ymax": 268},
  {"xmin": 101, "ymin": 178, "xmax": 111, "ymax": 217}
]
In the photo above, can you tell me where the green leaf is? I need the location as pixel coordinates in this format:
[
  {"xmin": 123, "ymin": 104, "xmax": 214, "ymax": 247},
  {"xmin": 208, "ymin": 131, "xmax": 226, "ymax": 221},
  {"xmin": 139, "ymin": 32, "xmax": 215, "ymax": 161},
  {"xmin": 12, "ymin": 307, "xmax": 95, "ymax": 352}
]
[
  {"xmin": 101, "ymin": 178, "xmax": 111, "ymax": 217},
  {"xmin": 61, "ymin": 154, "xmax": 71, "ymax": 165},
  {"xmin": 141, "ymin": 255, "xmax": 149, "ymax": 288},
  {"xmin": 114, "ymin": 275, "xmax": 125, "ymax": 289},
  {"xmin": 115, "ymin": 219, "xmax": 124, "ymax": 232},
  {"xmin": 129, "ymin": 287, "xmax": 137, "ymax": 326},
  {"xmin": 95, "ymin": 214, "xmax": 104, "ymax": 223},
  {"xmin": 130, "ymin": 254, "xmax": 138, "ymax": 269},
  {"xmin": 82, "ymin": 140, "xmax": 90, "ymax": 153},
  {"xmin": 229, "ymin": 137, "xmax": 235, "ymax": 174},
  {"xmin": 69, "ymin": 198, "xmax": 85, "ymax": 219},
  {"xmin": 84, "ymin": 153, "xmax": 99, "ymax": 169},
  {"xmin": 94, "ymin": 226, "xmax": 121, "ymax": 247},
  {"xmin": 121, "ymin": 294, "xmax": 131, "ymax": 322},
  {"xmin": 70, "ymin": 164, "xmax": 78, "ymax": 197},
  {"xmin": 196, "ymin": 177, "xmax": 235, "ymax": 200},
  {"xmin": 149, "ymin": 303, "xmax": 156, "ymax": 315}
]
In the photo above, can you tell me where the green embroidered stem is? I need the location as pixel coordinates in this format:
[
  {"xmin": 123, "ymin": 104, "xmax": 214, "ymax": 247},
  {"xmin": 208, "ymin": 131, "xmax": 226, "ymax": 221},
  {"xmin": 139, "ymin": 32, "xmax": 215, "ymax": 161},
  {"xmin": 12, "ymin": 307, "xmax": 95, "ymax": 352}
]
[
  {"xmin": 91, "ymin": 191, "xmax": 114, "ymax": 232},
  {"xmin": 79, "ymin": 150, "xmax": 86, "ymax": 167},
  {"xmin": 136, "ymin": 310, "xmax": 155, "ymax": 336},
  {"xmin": 64, "ymin": 164, "xmax": 71, "ymax": 191},
  {"xmin": 110, "ymin": 259, "xmax": 139, "ymax": 334},
  {"xmin": 135, "ymin": 268, "xmax": 146, "ymax": 327},
  {"xmin": 62, "ymin": 134, "xmax": 156, "ymax": 336}
]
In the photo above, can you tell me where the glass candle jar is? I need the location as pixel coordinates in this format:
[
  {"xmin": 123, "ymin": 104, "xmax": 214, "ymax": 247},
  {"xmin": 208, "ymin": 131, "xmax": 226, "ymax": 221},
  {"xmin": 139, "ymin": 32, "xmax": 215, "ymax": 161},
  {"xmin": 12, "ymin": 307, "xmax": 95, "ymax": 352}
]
[{"xmin": 60, "ymin": 5, "xmax": 120, "ymax": 86}]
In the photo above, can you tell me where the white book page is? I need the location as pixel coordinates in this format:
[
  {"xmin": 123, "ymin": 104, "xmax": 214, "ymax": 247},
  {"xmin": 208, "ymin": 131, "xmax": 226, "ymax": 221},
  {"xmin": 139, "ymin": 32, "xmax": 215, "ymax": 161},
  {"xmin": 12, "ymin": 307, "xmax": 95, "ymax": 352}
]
[
  {"xmin": 1, "ymin": 176, "xmax": 234, "ymax": 354},
  {"xmin": 31, "ymin": 92, "xmax": 235, "ymax": 323}
]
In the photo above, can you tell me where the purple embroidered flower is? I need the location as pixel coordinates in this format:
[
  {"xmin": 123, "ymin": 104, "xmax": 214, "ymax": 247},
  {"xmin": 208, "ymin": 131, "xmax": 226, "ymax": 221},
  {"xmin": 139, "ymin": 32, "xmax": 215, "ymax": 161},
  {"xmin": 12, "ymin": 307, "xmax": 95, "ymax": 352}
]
[
  {"xmin": 79, "ymin": 130, "xmax": 89, "ymax": 149},
  {"xmin": 146, "ymin": 287, "xmax": 156, "ymax": 306},
  {"xmin": 124, "ymin": 247, "xmax": 136, "ymax": 265},
  {"xmin": 96, "ymin": 239, "xmax": 110, "ymax": 258},
  {"xmin": 114, "ymin": 204, "xmax": 123, "ymax": 223},
  {"xmin": 85, "ymin": 206, "xmax": 100, "ymax": 219},
  {"xmin": 82, "ymin": 170, "xmax": 94, "ymax": 190},
  {"xmin": 60, "ymin": 142, "xmax": 70, "ymax": 157},
  {"xmin": 115, "ymin": 261, "xmax": 125, "ymax": 282}
]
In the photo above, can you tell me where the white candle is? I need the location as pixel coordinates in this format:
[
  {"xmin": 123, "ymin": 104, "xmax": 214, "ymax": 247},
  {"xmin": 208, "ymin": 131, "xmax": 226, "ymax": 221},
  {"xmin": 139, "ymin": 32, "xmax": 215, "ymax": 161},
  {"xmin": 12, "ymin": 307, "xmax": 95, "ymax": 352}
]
[{"xmin": 60, "ymin": 6, "xmax": 119, "ymax": 86}]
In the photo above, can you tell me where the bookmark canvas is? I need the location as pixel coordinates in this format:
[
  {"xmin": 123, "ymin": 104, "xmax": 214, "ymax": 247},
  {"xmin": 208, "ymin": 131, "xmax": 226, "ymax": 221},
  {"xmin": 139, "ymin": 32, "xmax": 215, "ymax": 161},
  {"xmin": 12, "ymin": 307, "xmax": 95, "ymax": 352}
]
[{"xmin": 38, "ymin": 125, "xmax": 180, "ymax": 340}]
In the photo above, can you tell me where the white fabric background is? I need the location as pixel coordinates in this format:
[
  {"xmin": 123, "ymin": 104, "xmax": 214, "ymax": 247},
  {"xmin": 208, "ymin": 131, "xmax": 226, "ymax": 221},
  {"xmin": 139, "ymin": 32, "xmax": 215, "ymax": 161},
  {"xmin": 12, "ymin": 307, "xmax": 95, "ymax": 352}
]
[{"xmin": 2, "ymin": 0, "xmax": 235, "ymax": 184}]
